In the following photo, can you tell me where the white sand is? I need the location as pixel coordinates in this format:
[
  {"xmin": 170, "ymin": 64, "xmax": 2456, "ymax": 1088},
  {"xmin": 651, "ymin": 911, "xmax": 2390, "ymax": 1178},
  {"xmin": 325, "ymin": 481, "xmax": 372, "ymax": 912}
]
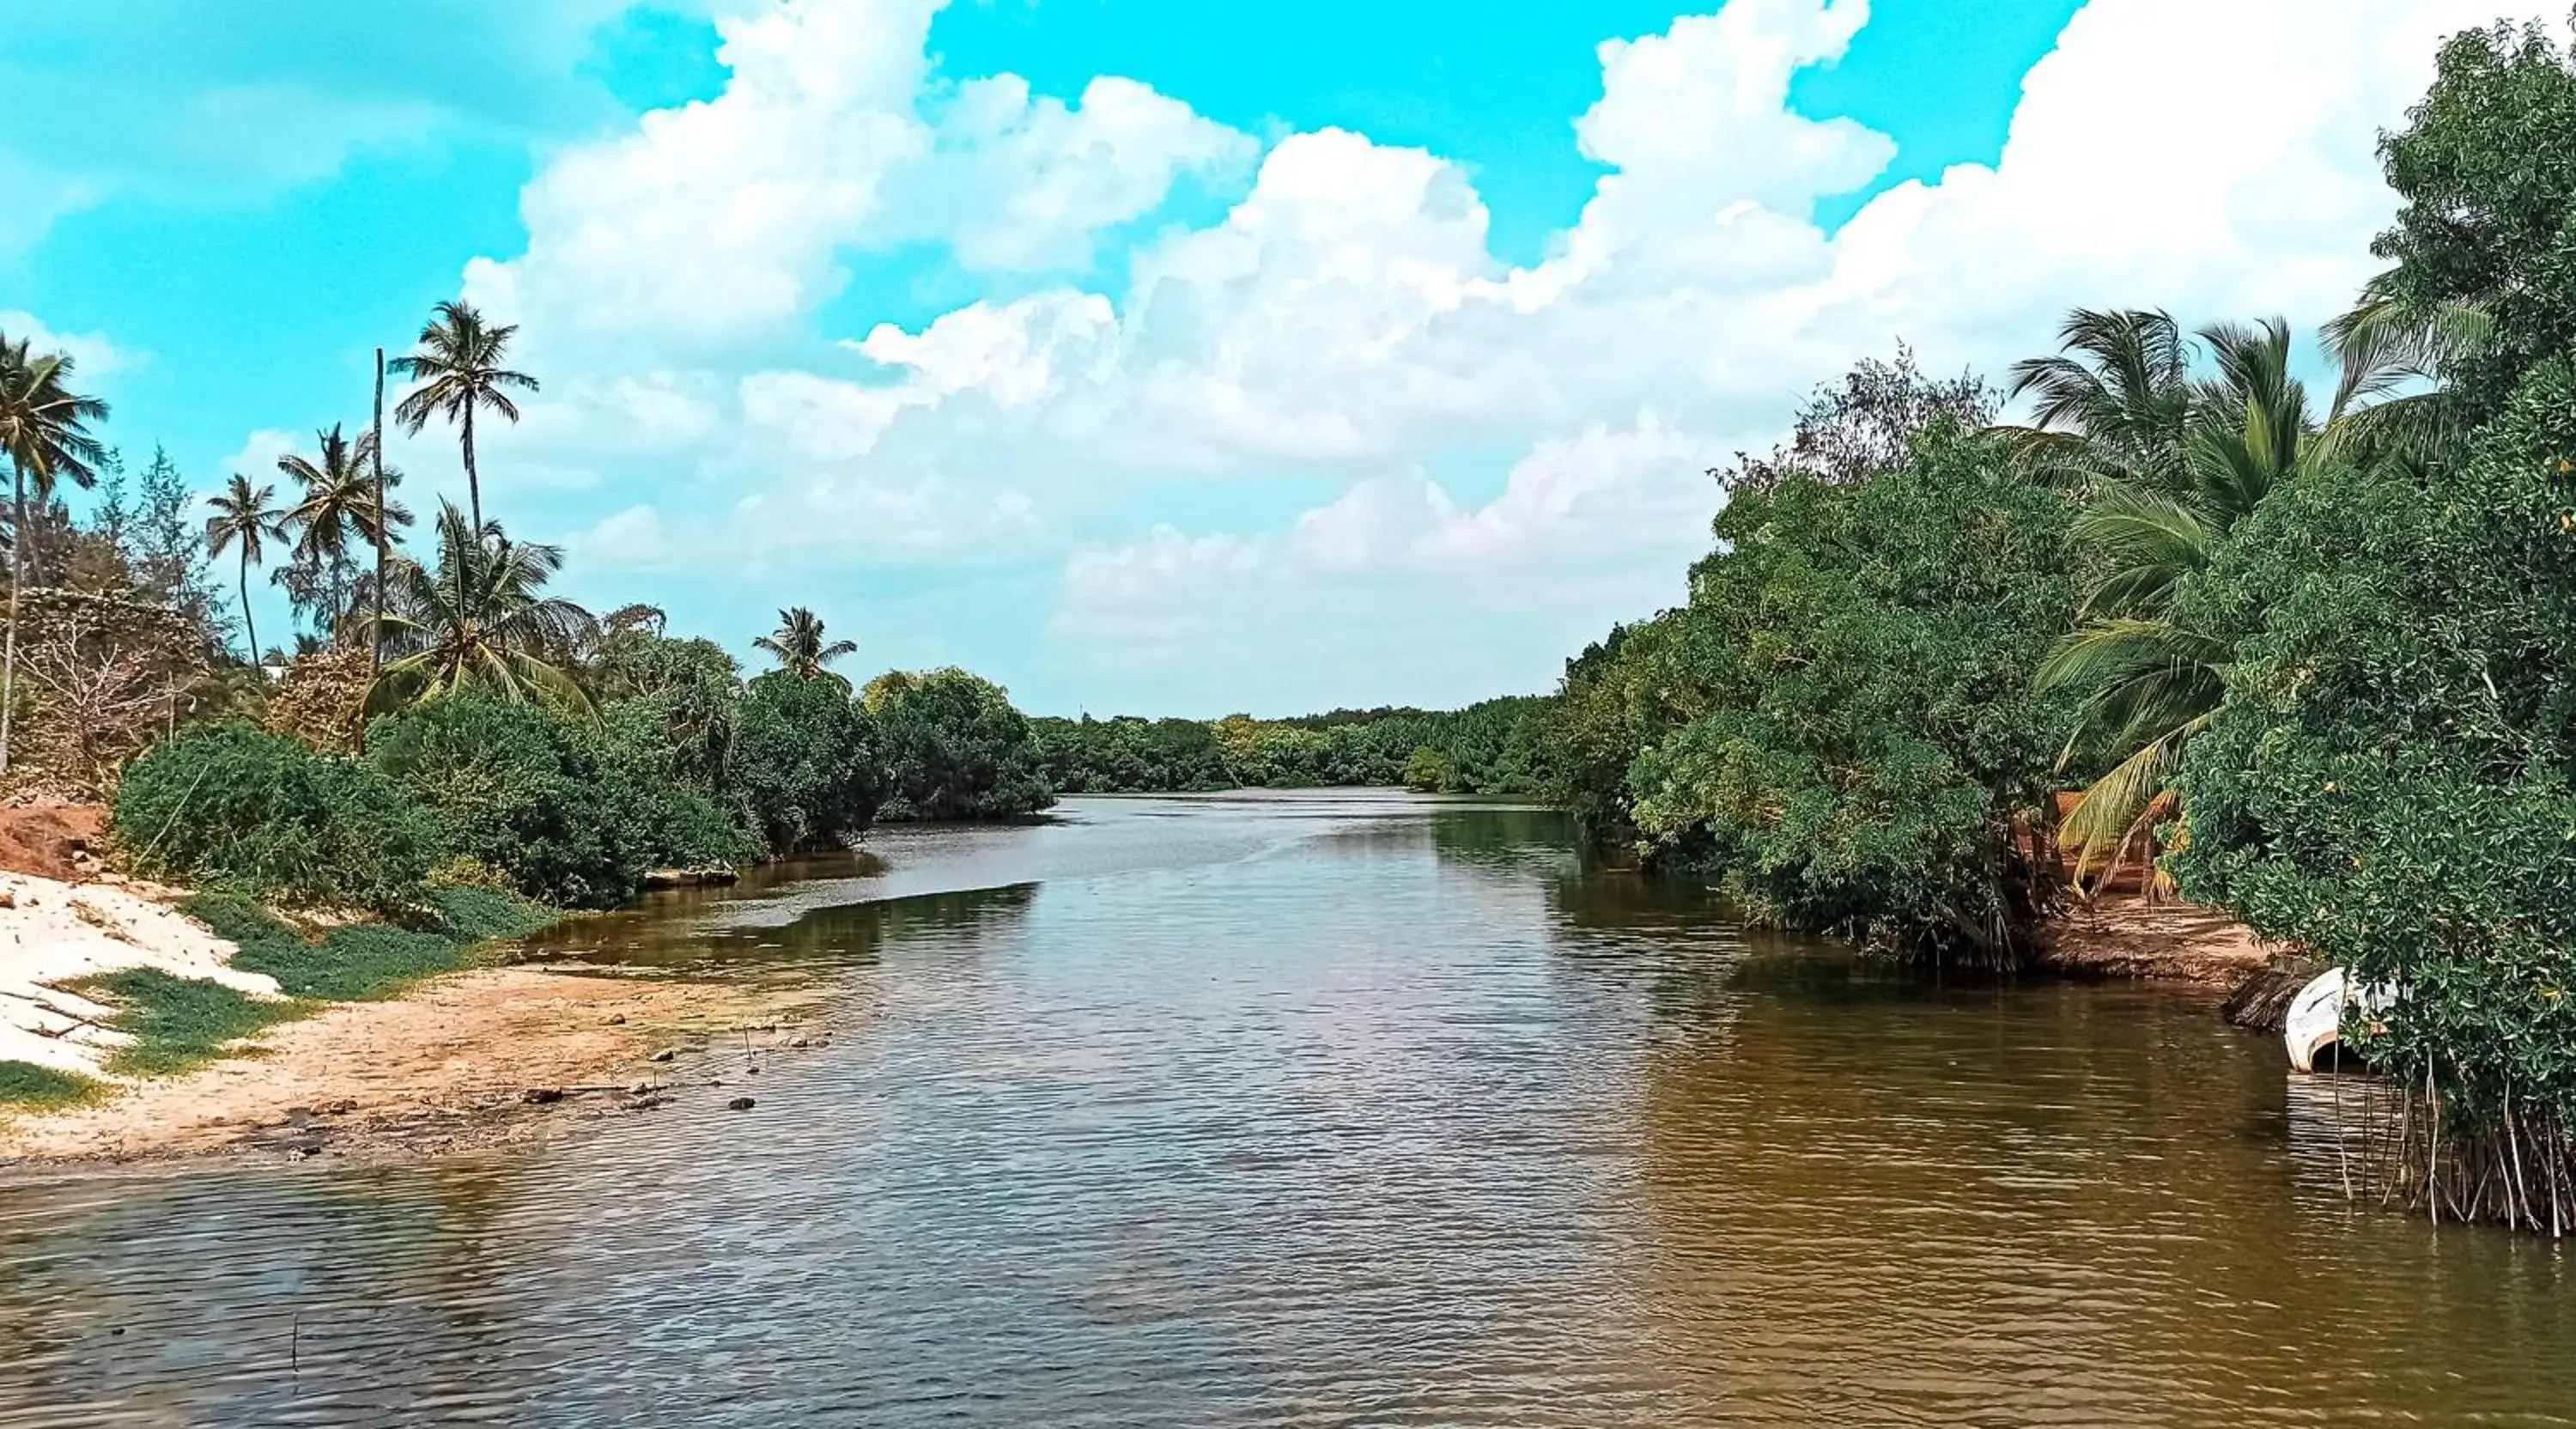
[{"xmin": 0, "ymin": 873, "xmax": 280, "ymax": 1078}]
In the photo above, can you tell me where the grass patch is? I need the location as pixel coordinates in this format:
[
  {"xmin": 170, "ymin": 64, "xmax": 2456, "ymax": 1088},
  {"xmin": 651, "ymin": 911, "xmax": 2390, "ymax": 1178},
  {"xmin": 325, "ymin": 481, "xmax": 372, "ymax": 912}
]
[
  {"xmin": 61, "ymin": 890, "xmax": 564, "ymax": 1081},
  {"xmin": 77, "ymin": 968, "xmax": 300, "ymax": 1077},
  {"xmin": 181, "ymin": 888, "xmax": 561, "ymax": 1003},
  {"xmin": 0, "ymin": 1060, "xmax": 100, "ymax": 1110}
]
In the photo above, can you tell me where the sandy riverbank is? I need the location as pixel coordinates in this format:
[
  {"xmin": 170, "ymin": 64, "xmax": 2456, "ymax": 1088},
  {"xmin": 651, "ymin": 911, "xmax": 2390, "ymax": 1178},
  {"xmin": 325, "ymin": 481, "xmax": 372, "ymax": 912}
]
[
  {"xmin": 0, "ymin": 958, "xmax": 825, "ymax": 1165},
  {"xmin": 2036, "ymin": 895, "xmax": 2276, "ymax": 986}
]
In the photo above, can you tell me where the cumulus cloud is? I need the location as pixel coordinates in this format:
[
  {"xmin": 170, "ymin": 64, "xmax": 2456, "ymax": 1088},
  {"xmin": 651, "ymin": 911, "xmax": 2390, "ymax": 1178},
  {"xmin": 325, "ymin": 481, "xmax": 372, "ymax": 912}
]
[
  {"xmin": 0, "ymin": 312, "xmax": 142, "ymax": 381},
  {"xmin": 442, "ymin": 0, "xmax": 2525, "ymax": 708}
]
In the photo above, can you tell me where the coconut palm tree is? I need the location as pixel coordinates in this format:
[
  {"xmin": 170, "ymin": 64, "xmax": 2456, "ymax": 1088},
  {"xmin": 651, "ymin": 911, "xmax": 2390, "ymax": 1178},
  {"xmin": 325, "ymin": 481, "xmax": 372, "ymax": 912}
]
[
  {"xmin": 754, "ymin": 606, "xmax": 857, "ymax": 679},
  {"xmin": 390, "ymin": 301, "xmax": 536, "ymax": 533},
  {"xmin": 204, "ymin": 474, "xmax": 289, "ymax": 671},
  {"xmin": 278, "ymin": 424, "xmax": 410, "ymax": 643},
  {"xmin": 363, "ymin": 502, "xmax": 596, "ymax": 714},
  {"xmin": 0, "ymin": 335, "xmax": 110, "ymax": 774},
  {"xmin": 2021, "ymin": 313, "xmax": 2455, "ymax": 881}
]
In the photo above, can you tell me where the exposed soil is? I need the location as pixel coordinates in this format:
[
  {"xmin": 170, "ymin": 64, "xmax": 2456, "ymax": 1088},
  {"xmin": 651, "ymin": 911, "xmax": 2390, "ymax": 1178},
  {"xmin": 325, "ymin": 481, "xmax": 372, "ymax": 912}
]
[
  {"xmin": 0, "ymin": 964, "xmax": 831, "ymax": 1165},
  {"xmin": 2036, "ymin": 896, "xmax": 2277, "ymax": 987},
  {"xmin": 0, "ymin": 803, "xmax": 106, "ymax": 882}
]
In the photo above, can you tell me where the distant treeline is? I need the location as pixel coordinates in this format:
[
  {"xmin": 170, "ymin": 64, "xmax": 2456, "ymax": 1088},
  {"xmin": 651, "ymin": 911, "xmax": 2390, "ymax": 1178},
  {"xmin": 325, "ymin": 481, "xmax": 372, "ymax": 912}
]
[{"xmin": 1030, "ymin": 696, "xmax": 1558, "ymax": 795}]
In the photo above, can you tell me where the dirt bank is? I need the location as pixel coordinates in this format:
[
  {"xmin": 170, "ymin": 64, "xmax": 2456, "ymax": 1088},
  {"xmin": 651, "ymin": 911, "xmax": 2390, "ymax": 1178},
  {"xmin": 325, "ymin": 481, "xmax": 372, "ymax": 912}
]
[
  {"xmin": 2036, "ymin": 896, "xmax": 2276, "ymax": 986},
  {"xmin": 0, "ymin": 963, "xmax": 829, "ymax": 1165},
  {"xmin": 0, "ymin": 803, "xmax": 106, "ymax": 882}
]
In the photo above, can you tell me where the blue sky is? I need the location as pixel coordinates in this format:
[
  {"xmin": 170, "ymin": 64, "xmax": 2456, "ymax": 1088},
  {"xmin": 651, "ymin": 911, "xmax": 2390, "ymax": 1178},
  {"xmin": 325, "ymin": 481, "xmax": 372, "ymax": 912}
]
[{"xmin": 0, "ymin": 0, "xmax": 2510, "ymax": 714}]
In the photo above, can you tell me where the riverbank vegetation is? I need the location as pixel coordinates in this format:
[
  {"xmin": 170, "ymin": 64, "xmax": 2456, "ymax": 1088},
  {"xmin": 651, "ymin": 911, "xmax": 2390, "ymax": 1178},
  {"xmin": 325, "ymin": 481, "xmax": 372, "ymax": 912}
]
[
  {"xmin": 1030, "ymin": 696, "xmax": 1558, "ymax": 796},
  {"xmin": 1543, "ymin": 15, "xmax": 2576, "ymax": 1230}
]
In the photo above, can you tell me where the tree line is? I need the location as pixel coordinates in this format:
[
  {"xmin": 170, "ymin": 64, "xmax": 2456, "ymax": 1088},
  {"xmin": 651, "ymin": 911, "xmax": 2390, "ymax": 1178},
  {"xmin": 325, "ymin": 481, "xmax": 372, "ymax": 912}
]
[
  {"xmin": 1029, "ymin": 696, "xmax": 1558, "ymax": 796},
  {"xmin": 1544, "ymin": 17, "xmax": 2576, "ymax": 1231},
  {"xmin": 0, "ymin": 307, "xmax": 1055, "ymax": 915}
]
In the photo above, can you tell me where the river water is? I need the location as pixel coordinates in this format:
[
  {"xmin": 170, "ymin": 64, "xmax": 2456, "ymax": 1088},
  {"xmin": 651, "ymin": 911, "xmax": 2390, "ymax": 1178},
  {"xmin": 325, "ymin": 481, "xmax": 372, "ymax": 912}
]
[{"xmin": 3, "ymin": 792, "xmax": 2573, "ymax": 1426}]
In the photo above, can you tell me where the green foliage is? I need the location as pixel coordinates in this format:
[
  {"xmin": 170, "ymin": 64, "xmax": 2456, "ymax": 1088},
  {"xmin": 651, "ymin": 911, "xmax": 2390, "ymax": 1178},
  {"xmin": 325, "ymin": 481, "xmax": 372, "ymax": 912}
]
[
  {"xmin": 183, "ymin": 887, "xmax": 553, "ymax": 1001},
  {"xmin": 866, "ymin": 668, "xmax": 1054, "ymax": 820},
  {"xmin": 2368, "ymin": 20, "xmax": 2576, "ymax": 417},
  {"xmin": 733, "ymin": 671, "xmax": 887, "ymax": 854},
  {"xmin": 81, "ymin": 967, "xmax": 296, "ymax": 1077},
  {"xmin": 1029, "ymin": 700, "xmax": 1558, "ymax": 795},
  {"xmin": 109, "ymin": 721, "xmax": 440, "ymax": 909},
  {"xmin": 2174, "ymin": 363, "xmax": 2576, "ymax": 1160},
  {"xmin": 364, "ymin": 692, "xmax": 661, "ymax": 908},
  {"xmin": 0, "ymin": 1060, "xmax": 98, "ymax": 1110},
  {"xmin": 1031, "ymin": 714, "xmax": 1235, "ymax": 793},
  {"xmin": 1402, "ymin": 746, "xmax": 1456, "ymax": 793},
  {"xmin": 1623, "ymin": 425, "xmax": 2078, "ymax": 963}
]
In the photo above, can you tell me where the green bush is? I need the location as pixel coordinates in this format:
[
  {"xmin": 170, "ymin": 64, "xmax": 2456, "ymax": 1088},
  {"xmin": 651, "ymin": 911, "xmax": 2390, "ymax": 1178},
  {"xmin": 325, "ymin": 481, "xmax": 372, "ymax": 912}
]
[
  {"xmin": 1623, "ymin": 424, "xmax": 2077, "ymax": 964},
  {"xmin": 109, "ymin": 721, "xmax": 440, "ymax": 909},
  {"xmin": 865, "ymin": 669, "xmax": 1054, "ymax": 820},
  {"xmin": 1403, "ymin": 746, "xmax": 1457, "ymax": 793},
  {"xmin": 733, "ymin": 672, "xmax": 887, "ymax": 854},
  {"xmin": 364, "ymin": 694, "xmax": 645, "ymax": 909}
]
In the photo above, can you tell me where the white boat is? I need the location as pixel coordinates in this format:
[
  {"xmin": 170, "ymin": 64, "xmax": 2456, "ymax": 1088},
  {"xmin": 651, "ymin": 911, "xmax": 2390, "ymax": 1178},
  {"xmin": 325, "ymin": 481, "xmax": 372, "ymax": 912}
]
[{"xmin": 2284, "ymin": 968, "xmax": 2392, "ymax": 1073}]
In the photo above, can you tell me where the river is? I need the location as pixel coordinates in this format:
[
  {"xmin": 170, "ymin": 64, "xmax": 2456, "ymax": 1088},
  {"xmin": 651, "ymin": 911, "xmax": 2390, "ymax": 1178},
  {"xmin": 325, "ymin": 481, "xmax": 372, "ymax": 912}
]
[{"xmin": 3, "ymin": 792, "xmax": 2573, "ymax": 1426}]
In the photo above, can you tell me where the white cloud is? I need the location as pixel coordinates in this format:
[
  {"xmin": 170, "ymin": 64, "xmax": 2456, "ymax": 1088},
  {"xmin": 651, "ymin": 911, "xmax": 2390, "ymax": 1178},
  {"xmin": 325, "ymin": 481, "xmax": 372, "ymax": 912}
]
[
  {"xmin": 216, "ymin": 428, "xmax": 301, "ymax": 483},
  {"xmin": 443, "ymin": 0, "xmax": 2530, "ymax": 709},
  {"xmin": 0, "ymin": 312, "xmax": 142, "ymax": 381}
]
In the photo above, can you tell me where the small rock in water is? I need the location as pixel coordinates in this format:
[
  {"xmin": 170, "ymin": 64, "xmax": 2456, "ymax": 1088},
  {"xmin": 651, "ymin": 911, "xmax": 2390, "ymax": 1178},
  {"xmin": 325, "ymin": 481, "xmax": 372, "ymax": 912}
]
[
  {"xmin": 789, "ymin": 1037, "xmax": 810, "ymax": 1049},
  {"xmin": 649, "ymin": 1049, "xmax": 677, "ymax": 1063},
  {"xmin": 629, "ymin": 1081, "xmax": 654, "ymax": 1096},
  {"xmin": 324, "ymin": 1098, "xmax": 358, "ymax": 1116},
  {"xmin": 605, "ymin": 1013, "xmax": 627, "ymax": 1025},
  {"xmin": 727, "ymin": 1096, "xmax": 756, "ymax": 1111},
  {"xmin": 522, "ymin": 1087, "xmax": 566, "ymax": 1105},
  {"xmin": 746, "ymin": 1066, "xmax": 761, "ymax": 1075}
]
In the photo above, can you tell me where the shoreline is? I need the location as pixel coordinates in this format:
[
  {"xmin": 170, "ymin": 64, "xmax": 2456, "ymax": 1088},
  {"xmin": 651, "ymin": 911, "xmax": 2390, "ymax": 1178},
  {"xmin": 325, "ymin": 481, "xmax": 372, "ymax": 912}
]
[{"xmin": 0, "ymin": 959, "xmax": 827, "ymax": 1167}]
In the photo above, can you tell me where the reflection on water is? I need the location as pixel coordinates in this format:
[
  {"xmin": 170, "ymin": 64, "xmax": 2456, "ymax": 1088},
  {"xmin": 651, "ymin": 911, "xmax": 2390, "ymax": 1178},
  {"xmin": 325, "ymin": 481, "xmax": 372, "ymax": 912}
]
[{"xmin": 3, "ymin": 792, "xmax": 2573, "ymax": 1426}]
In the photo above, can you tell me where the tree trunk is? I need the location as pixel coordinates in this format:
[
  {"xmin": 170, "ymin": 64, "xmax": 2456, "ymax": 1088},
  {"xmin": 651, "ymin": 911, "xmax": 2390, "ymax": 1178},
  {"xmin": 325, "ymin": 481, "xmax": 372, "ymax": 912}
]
[
  {"xmin": 373, "ymin": 348, "xmax": 387, "ymax": 672},
  {"xmin": 462, "ymin": 399, "xmax": 480, "ymax": 535},
  {"xmin": 240, "ymin": 551, "xmax": 259, "ymax": 678},
  {"xmin": 0, "ymin": 460, "xmax": 20, "ymax": 775}
]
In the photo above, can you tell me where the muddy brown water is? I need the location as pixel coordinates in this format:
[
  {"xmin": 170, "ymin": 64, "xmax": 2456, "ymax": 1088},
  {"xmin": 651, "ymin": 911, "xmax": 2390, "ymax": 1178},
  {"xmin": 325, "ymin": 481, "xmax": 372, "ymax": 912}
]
[{"xmin": 2, "ymin": 792, "xmax": 2572, "ymax": 1426}]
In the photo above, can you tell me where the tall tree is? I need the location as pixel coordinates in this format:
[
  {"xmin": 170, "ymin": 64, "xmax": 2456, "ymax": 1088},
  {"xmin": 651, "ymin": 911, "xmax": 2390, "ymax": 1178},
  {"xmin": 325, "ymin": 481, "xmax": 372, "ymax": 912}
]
[
  {"xmin": 204, "ymin": 474, "xmax": 288, "ymax": 669},
  {"xmin": 390, "ymin": 301, "xmax": 537, "ymax": 532},
  {"xmin": 364, "ymin": 502, "xmax": 596, "ymax": 713},
  {"xmin": 0, "ymin": 334, "xmax": 110, "ymax": 774},
  {"xmin": 277, "ymin": 424, "xmax": 410, "ymax": 643},
  {"xmin": 2016, "ymin": 313, "xmax": 2447, "ymax": 877},
  {"xmin": 754, "ymin": 606, "xmax": 857, "ymax": 680}
]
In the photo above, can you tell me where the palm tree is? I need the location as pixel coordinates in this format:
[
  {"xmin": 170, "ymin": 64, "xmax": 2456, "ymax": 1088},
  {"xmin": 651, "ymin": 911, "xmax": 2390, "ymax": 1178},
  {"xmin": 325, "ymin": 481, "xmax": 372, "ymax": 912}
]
[
  {"xmin": 278, "ymin": 424, "xmax": 410, "ymax": 643},
  {"xmin": 204, "ymin": 474, "xmax": 289, "ymax": 671},
  {"xmin": 0, "ymin": 335, "xmax": 109, "ymax": 774},
  {"xmin": 363, "ymin": 502, "xmax": 596, "ymax": 713},
  {"xmin": 2020, "ymin": 313, "xmax": 2444, "ymax": 881},
  {"xmin": 390, "ymin": 301, "xmax": 536, "ymax": 533},
  {"xmin": 754, "ymin": 606, "xmax": 857, "ymax": 679}
]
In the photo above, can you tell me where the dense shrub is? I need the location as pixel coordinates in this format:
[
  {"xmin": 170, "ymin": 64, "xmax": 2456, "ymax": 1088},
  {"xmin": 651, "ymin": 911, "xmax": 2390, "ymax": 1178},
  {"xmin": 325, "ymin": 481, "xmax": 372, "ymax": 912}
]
[
  {"xmin": 1403, "ymin": 746, "xmax": 1456, "ymax": 793},
  {"xmin": 733, "ymin": 672, "xmax": 887, "ymax": 854},
  {"xmin": 2173, "ymin": 364, "xmax": 2576, "ymax": 1223},
  {"xmin": 364, "ymin": 694, "xmax": 648, "ymax": 908},
  {"xmin": 109, "ymin": 721, "xmax": 439, "ymax": 909},
  {"xmin": 865, "ymin": 669, "xmax": 1054, "ymax": 820},
  {"xmin": 1621, "ymin": 425, "xmax": 2077, "ymax": 964}
]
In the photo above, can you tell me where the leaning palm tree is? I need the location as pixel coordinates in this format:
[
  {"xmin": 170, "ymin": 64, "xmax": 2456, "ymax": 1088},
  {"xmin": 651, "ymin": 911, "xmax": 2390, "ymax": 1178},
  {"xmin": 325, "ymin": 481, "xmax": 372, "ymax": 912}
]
[
  {"xmin": 0, "ymin": 335, "xmax": 110, "ymax": 774},
  {"xmin": 389, "ymin": 301, "xmax": 536, "ymax": 533},
  {"xmin": 363, "ymin": 502, "xmax": 596, "ymax": 714},
  {"xmin": 2023, "ymin": 313, "xmax": 2451, "ymax": 882},
  {"xmin": 278, "ymin": 424, "xmax": 410, "ymax": 643},
  {"xmin": 753, "ymin": 606, "xmax": 857, "ymax": 679},
  {"xmin": 204, "ymin": 474, "xmax": 289, "ymax": 672}
]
